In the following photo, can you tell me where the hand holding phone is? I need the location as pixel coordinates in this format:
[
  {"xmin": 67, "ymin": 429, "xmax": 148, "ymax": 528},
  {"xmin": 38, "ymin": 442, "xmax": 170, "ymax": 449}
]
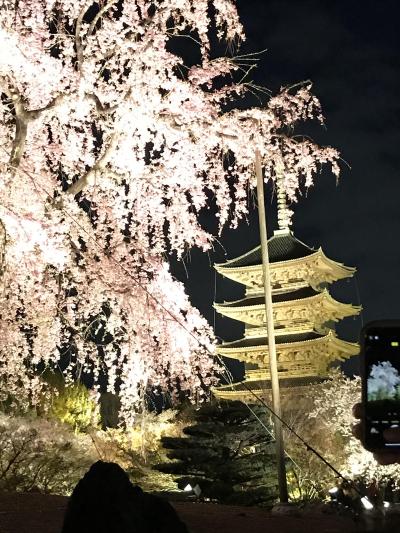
[
  {"xmin": 361, "ymin": 320, "xmax": 400, "ymax": 452},
  {"xmin": 353, "ymin": 402, "xmax": 400, "ymax": 464}
]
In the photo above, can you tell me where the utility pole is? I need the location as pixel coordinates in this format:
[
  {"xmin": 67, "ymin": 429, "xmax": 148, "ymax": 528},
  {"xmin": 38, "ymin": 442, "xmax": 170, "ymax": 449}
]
[{"xmin": 255, "ymin": 149, "xmax": 288, "ymax": 502}]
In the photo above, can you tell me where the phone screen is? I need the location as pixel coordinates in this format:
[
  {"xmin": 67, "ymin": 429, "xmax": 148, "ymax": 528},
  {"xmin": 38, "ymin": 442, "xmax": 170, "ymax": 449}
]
[{"xmin": 364, "ymin": 326, "xmax": 400, "ymax": 449}]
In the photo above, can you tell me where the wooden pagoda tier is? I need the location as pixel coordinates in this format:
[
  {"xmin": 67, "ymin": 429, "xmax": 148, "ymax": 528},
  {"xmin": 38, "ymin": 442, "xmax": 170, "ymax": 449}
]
[
  {"xmin": 212, "ymin": 374, "xmax": 326, "ymax": 403},
  {"xmin": 214, "ymin": 288, "xmax": 361, "ymax": 330},
  {"xmin": 215, "ymin": 329, "xmax": 359, "ymax": 368},
  {"xmin": 214, "ymin": 231, "xmax": 355, "ymax": 294}
]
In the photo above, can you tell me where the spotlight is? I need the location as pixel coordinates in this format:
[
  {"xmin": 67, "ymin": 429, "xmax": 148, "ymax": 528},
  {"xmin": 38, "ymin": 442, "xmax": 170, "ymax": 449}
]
[
  {"xmin": 383, "ymin": 501, "xmax": 390, "ymax": 508},
  {"xmin": 361, "ymin": 496, "xmax": 374, "ymax": 510},
  {"xmin": 184, "ymin": 484, "xmax": 193, "ymax": 492},
  {"xmin": 193, "ymin": 484, "xmax": 202, "ymax": 497},
  {"xmin": 328, "ymin": 487, "xmax": 339, "ymax": 494}
]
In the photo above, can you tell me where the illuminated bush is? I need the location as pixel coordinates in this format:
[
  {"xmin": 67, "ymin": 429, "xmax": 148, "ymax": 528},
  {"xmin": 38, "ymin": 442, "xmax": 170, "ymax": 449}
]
[
  {"xmin": 155, "ymin": 402, "xmax": 278, "ymax": 505},
  {"xmin": 91, "ymin": 409, "xmax": 186, "ymax": 492},
  {"xmin": 49, "ymin": 382, "xmax": 100, "ymax": 433},
  {"xmin": 302, "ymin": 370, "xmax": 400, "ymax": 495},
  {"xmin": 0, "ymin": 412, "xmax": 96, "ymax": 494}
]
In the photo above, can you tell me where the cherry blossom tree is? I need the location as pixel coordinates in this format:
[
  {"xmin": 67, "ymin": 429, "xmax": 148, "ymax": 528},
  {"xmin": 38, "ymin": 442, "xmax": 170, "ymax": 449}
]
[
  {"xmin": 0, "ymin": 0, "xmax": 340, "ymax": 421},
  {"xmin": 310, "ymin": 370, "xmax": 400, "ymax": 489}
]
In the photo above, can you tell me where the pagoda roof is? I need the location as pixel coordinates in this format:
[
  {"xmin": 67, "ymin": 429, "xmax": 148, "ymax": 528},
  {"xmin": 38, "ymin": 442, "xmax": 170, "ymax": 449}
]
[
  {"xmin": 219, "ymin": 331, "xmax": 324, "ymax": 349},
  {"xmin": 218, "ymin": 287, "xmax": 320, "ymax": 309},
  {"xmin": 214, "ymin": 232, "xmax": 356, "ymax": 290},
  {"xmin": 212, "ymin": 376, "xmax": 326, "ymax": 401},
  {"xmin": 214, "ymin": 288, "xmax": 361, "ymax": 328},
  {"xmin": 216, "ymin": 329, "xmax": 359, "ymax": 365},
  {"xmin": 215, "ymin": 231, "xmax": 314, "ymax": 269},
  {"xmin": 226, "ymin": 375, "xmax": 326, "ymax": 390}
]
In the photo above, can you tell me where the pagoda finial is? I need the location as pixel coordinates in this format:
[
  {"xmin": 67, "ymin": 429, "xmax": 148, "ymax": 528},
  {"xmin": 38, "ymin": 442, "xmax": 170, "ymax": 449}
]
[{"xmin": 276, "ymin": 165, "xmax": 292, "ymax": 232}]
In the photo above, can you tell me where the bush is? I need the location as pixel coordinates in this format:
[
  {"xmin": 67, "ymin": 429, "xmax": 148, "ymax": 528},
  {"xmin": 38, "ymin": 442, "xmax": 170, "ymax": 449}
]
[
  {"xmin": 0, "ymin": 412, "xmax": 97, "ymax": 494},
  {"xmin": 0, "ymin": 403, "xmax": 185, "ymax": 495},
  {"xmin": 49, "ymin": 382, "xmax": 100, "ymax": 433},
  {"xmin": 285, "ymin": 369, "xmax": 400, "ymax": 501},
  {"xmin": 91, "ymin": 409, "xmax": 185, "ymax": 492}
]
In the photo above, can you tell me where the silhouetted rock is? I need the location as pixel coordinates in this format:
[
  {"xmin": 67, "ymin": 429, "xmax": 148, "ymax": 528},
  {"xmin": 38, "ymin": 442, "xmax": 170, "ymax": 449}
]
[{"xmin": 61, "ymin": 461, "xmax": 188, "ymax": 533}]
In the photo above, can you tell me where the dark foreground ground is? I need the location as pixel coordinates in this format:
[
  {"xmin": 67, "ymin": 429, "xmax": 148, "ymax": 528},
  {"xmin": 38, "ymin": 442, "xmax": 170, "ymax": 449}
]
[{"xmin": 0, "ymin": 492, "xmax": 364, "ymax": 533}]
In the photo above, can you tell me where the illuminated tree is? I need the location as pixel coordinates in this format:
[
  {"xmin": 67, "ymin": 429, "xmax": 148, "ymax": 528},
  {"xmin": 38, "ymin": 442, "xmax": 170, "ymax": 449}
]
[
  {"xmin": 0, "ymin": 0, "xmax": 340, "ymax": 421},
  {"xmin": 49, "ymin": 382, "xmax": 100, "ymax": 433},
  {"xmin": 309, "ymin": 370, "xmax": 400, "ymax": 490},
  {"xmin": 0, "ymin": 411, "xmax": 96, "ymax": 494}
]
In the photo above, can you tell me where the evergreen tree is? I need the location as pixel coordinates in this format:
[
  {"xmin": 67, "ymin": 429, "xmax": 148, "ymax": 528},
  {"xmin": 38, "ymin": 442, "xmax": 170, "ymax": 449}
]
[{"xmin": 156, "ymin": 401, "xmax": 278, "ymax": 505}]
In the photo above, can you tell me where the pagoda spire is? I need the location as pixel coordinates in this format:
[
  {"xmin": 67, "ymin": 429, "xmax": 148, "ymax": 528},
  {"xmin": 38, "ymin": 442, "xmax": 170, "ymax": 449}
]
[{"xmin": 276, "ymin": 166, "xmax": 292, "ymax": 232}]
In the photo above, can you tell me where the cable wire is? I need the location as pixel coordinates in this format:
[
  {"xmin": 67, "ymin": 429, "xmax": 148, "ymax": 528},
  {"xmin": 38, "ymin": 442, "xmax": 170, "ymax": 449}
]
[{"xmin": 240, "ymin": 382, "xmax": 364, "ymax": 497}]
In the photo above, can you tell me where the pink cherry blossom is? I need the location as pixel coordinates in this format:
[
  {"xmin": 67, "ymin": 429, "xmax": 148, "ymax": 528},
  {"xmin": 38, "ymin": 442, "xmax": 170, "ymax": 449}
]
[{"xmin": 0, "ymin": 0, "xmax": 340, "ymax": 421}]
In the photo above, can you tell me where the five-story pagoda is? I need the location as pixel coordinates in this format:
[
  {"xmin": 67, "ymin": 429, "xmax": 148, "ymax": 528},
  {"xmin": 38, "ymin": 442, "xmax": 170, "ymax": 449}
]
[{"xmin": 213, "ymin": 180, "xmax": 361, "ymax": 406}]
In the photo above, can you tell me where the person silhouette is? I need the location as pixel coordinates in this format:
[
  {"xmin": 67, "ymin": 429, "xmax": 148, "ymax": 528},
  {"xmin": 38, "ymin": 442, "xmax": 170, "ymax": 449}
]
[{"xmin": 61, "ymin": 461, "xmax": 188, "ymax": 533}]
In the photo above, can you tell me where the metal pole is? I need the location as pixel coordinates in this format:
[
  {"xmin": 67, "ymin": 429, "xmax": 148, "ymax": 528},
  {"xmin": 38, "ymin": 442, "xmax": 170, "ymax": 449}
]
[{"xmin": 255, "ymin": 149, "xmax": 288, "ymax": 502}]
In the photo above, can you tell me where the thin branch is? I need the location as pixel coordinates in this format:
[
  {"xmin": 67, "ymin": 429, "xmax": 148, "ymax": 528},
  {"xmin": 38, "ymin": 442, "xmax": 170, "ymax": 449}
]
[
  {"xmin": 244, "ymin": 82, "xmax": 271, "ymax": 96},
  {"xmin": 66, "ymin": 132, "xmax": 118, "ymax": 195},
  {"xmin": 75, "ymin": 3, "xmax": 89, "ymax": 72},
  {"xmin": 283, "ymin": 79, "xmax": 312, "ymax": 93},
  {"xmin": 88, "ymin": 0, "xmax": 118, "ymax": 36},
  {"xmin": 230, "ymin": 48, "xmax": 269, "ymax": 60},
  {"xmin": 237, "ymin": 64, "xmax": 256, "ymax": 85},
  {"xmin": 0, "ymin": 78, "xmax": 65, "ymax": 169},
  {"xmin": 165, "ymin": 30, "xmax": 202, "ymax": 47},
  {"xmin": 84, "ymin": 92, "xmax": 117, "ymax": 114}
]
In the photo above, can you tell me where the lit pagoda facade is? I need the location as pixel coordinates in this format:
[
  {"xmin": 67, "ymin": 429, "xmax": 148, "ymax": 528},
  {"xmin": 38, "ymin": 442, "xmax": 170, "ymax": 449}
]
[{"xmin": 213, "ymin": 183, "xmax": 361, "ymax": 404}]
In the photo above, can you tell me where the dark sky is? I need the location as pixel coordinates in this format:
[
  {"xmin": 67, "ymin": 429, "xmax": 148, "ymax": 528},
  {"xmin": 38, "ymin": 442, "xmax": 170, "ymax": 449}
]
[{"xmin": 171, "ymin": 0, "xmax": 400, "ymax": 378}]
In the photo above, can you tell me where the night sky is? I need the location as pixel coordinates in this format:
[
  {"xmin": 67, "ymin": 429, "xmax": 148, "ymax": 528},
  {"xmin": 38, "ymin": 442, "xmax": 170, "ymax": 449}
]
[{"xmin": 171, "ymin": 0, "xmax": 400, "ymax": 379}]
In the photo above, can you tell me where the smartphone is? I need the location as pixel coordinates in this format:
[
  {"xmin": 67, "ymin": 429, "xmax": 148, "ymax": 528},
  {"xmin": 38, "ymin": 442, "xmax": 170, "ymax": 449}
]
[{"xmin": 361, "ymin": 320, "xmax": 400, "ymax": 450}]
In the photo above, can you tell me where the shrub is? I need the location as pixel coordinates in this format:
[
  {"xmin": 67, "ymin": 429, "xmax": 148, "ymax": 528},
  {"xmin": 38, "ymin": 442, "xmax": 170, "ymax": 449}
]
[
  {"xmin": 0, "ymin": 412, "xmax": 97, "ymax": 494},
  {"xmin": 155, "ymin": 401, "xmax": 278, "ymax": 505},
  {"xmin": 49, "ymin": 382, "xmax": 100, "ymax": 433},
  {"xmin": 285, "ymin": 369, "xmax": 400, "ymax": 500},
  {"xmin": 91, "ymin": 409, "xmax": 185, "ymax": 492}
]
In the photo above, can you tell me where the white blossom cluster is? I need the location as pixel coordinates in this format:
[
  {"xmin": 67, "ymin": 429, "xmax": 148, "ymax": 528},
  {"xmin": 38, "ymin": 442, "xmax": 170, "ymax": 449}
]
[
  {"xmin": 368, "ymin": 361, "xmax": 400, "ymax": 401},
  {"xmin": 310, "ymin": 370, "xmax": 400, "ymax": 488},
  {"xmin": 0, "ymin": 0, "xmax": 340, "ymax": 421}
]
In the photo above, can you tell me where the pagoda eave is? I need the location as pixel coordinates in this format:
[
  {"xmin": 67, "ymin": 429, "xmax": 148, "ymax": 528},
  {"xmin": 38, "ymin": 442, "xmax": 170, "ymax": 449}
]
[
  {"xmin": 214, "ymin": 292, "xmax": 361, "ymax": 327},
  {"xmin": 215, "ymin": 248, "xmax": 356, "ymax": 290},
  {"xmin": 212, "ymin": 376, "xmax": 326, "ymax": 402},
  {"xmin": 216, "ymin": 332, "xmax": 359, "ymax": 365}
]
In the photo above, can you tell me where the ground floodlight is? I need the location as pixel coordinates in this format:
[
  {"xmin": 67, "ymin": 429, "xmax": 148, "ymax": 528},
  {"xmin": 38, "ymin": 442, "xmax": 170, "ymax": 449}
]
[{"xmin": 361, "ymin": 497, "xmax": 374, "ymax": 510}]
